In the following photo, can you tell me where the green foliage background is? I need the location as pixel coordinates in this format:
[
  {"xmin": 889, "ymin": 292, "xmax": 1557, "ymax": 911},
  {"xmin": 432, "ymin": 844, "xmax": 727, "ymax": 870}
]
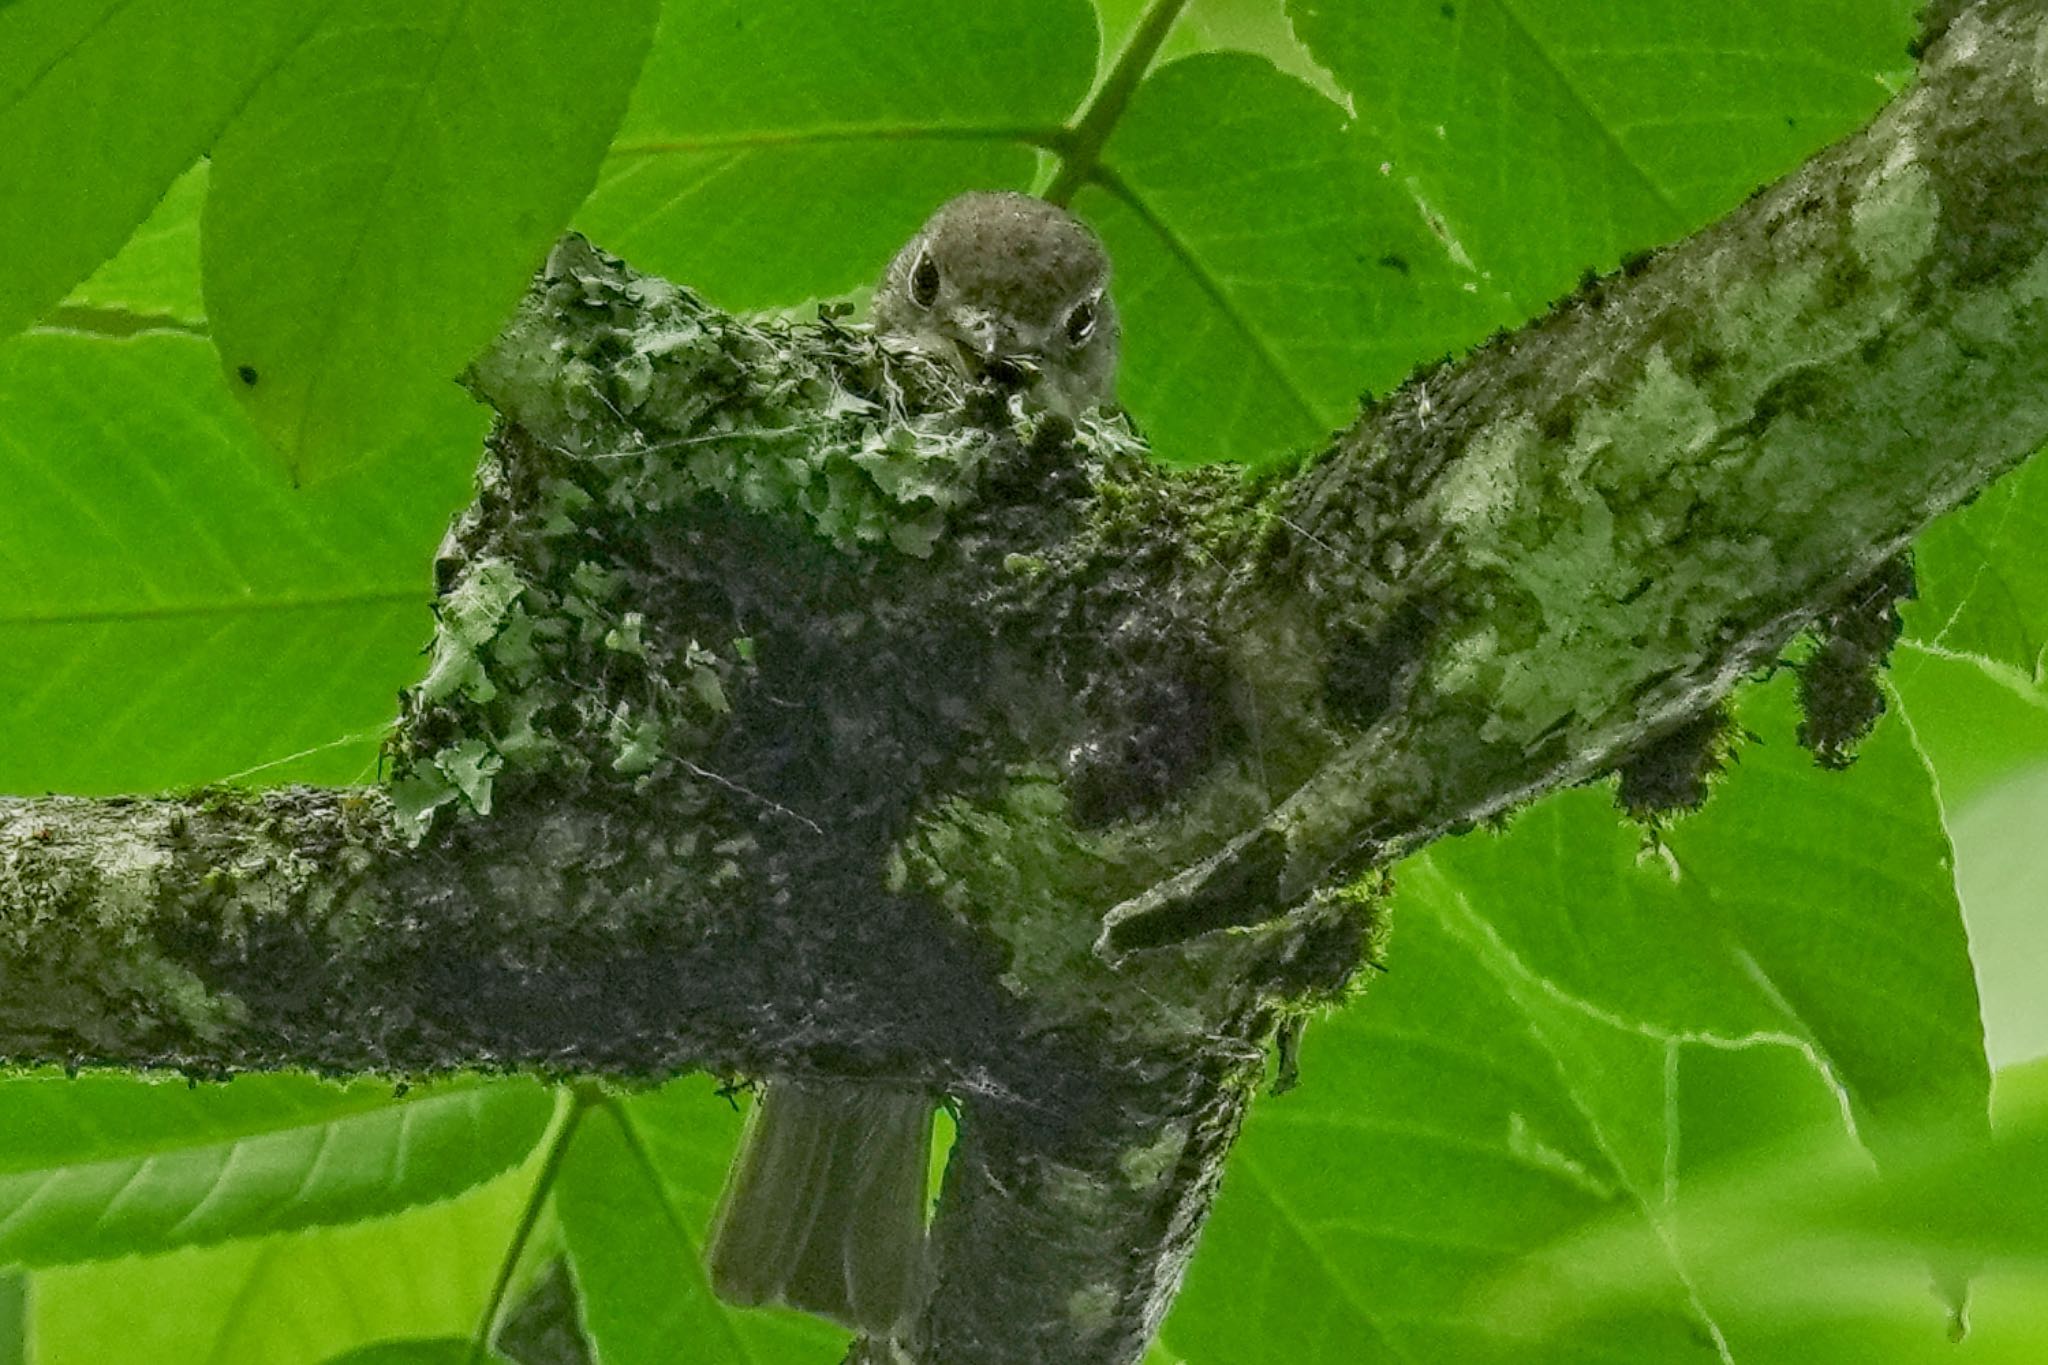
[{"xmin": 2, "ymin": 0, "xmax": 2045, "ymax": 1361}]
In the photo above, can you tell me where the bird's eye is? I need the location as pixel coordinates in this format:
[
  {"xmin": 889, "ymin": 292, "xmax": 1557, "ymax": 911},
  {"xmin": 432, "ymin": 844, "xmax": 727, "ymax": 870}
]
[
  {"xmin": 1065, "ymin": 296, "xmax": 1099, "ymax": 345},
  {"xmin": 909, "ymin": 250, "xmax": 941, "ymax": 308}
]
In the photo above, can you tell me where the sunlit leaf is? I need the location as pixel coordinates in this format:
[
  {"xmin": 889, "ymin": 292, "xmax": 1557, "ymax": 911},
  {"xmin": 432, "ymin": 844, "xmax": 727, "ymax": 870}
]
[
  {"xmin": 204, "ymin": 0, "xmax": 656, "ymax": 481},
  {"xmin": 60, "ymin": 161, "xmax": 209, "ymax": 327},
  {"xmin": 577, "ymin": 0, "xmax": 1096, "ymax": 309},
  {"xmin": 31, "ymin": 1153, "xmax": 538, "ymax": 1365},
  {"xmin": 1081, "ymin": 52, "xmax": 1495, "ymax": 465},
  {"xmin": 0, "ymin": 330, "xmax": 480, "ymax": 795},
  {"xmin": 0, "ymin": 1072, "xmax": 553, "ymax": 1266},
  {"xmin": 554, "ymin": 1081, "xmax": 846, "ymax": 1365},
  {"xmin": 1288, "ymin": 0, "xmax": 1921, "ymax": 315},
  {"xmin": 0, "ymin": 1, "xmax": 332, "ymax": 339}
]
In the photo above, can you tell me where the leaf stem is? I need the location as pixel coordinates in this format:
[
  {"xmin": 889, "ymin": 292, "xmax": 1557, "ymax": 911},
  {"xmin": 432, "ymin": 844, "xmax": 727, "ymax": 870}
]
[
  {"xmin": 610, "ymin": 124, "xmax": 1071, "ymax": 157},
  {"xmin": 1043, "ymin": 0, "xmax": 1192, "ymax": 205},
  {"xmin": 470, "ymin": 1085, "xmax": 593, "ymax": 1365}
]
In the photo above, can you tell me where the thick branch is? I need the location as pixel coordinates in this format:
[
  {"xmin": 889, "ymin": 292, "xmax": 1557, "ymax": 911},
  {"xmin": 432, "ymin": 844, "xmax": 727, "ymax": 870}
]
[{"xmin": 1105, "ymin": 0, "xmax": 2048, "ymax": 943}]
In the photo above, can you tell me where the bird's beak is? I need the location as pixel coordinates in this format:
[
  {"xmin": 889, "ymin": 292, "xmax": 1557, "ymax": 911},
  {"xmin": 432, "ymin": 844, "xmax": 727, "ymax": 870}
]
[{"xmin": 956, "ymin": 313, "xmax": 1001, "ymax": 361}]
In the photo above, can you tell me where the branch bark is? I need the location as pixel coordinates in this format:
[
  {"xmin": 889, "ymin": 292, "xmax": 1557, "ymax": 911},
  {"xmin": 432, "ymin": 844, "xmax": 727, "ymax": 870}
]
[{"xmin": 3, "ymin": 4, "xmax": 2046, "ymax": 1361}]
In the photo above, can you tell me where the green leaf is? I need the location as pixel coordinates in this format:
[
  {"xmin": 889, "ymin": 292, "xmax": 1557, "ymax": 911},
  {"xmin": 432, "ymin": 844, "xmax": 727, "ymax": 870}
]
[
  {"xmin": 1944, "ymin": 764, "xmax": 2048, "ymax": 1071},
  {"xmin": 554, "ymin": 1079, "xmax": 847, "ymax": 1365},
  {"xmin": 1097, "ymin": 0, "xmax": 1349, "ymax": 98},
  {"xmin": 1288, "ymin": 0, "xmax": 1921, "ymax": 314},
  {"xmin": 1470, "ymin": 1061, "xmax": 2048, "ymax": 1360},
  {"xmin": 0, "ymin": 1, "xmax": 332, "ymax": 339},
  {"xmin": 31, "ymin": 1151, "xmax": 537, "ymax": 1365},
  {"xmin": 1160, "ymin": 882, "xmax": 1708, "ymax": 1364},
  {"xmin": 1157, "ymin": 675, "xmax": 1988, "ymax": 1362},
  {"xmin": 577, "ymin": 0, "xmax": 1096, "ymax": 309},
  {"xmin": 324, "ymin": 1341, "xmax": 512, "ymax": 1365},
  {"xmin": 1895, "ymin": 447, "xmax": 2048, "ymax": 1070},
  {"xmin": 0, "ymin": 1273, "xmax": 20, "ymax": 1365},
  {"xmin": 60, "ymin": 161, "xmax": 209, "ymax": 327},
  {"xmin": 1426, "ymin": 676, "xmax": 1988, "ymax": 1157},
  {"xmin": 1081, "ymin": 52, "xmax": 1494, "ymax": 465},
  {"xmin": 1908, "ymin": 447, "xmax": 2048, "ymax": 683},
  {"xmin": 0, "ymin": 330, "xmax": 480, "ymax": 795},
  {"xmin": 203, "ymin": 0, "xmax": 657, "ymax": 481},
  {"xmin": 1891, "ymin": 645, "xmax": 2048, "ymax": 812},
  {"xmin": 1891, "ymin": 444, "xmax": 2048, "ymax": 813},
  {"xmin": 0, "ymin": 1072, "xmax": 554, "ymax": 1266}
]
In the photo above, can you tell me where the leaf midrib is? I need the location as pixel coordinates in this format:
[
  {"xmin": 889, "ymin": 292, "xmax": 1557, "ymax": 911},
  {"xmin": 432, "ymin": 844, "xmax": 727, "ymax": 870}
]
[
  {"xmin": 0, "ymin": 1088, "xmax": 476, "ymax": 1180},
  {"xmin": 0, "ymin": 588, "xmax": 424, "ymax": 628}
]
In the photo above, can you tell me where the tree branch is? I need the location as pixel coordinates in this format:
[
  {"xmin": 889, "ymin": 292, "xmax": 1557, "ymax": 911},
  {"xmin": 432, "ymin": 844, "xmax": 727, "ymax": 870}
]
[{"xmin": 2, "ymin": 3, "xmax": 2045, "ymax": 1361}]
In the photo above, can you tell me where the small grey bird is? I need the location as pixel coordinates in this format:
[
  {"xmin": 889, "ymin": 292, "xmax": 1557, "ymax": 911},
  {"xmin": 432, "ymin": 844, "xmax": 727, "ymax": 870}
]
[
  {"xmin": 702, "ymin": 192, "xmax": 1121, "ymax": 1339},
  {"xmin": 873, "ymin": 189, "xmax": 1120, "ymax": 415}
]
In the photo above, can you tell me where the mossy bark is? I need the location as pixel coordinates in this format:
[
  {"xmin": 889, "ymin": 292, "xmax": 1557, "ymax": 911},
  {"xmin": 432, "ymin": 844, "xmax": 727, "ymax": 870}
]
[{"xmin": 3, "ymin": 5, "xmax": 2046, "ymax": 1363}]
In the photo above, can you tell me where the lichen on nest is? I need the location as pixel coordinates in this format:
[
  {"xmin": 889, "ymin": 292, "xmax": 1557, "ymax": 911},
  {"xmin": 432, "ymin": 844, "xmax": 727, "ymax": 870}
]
[{"xmin": 387, "ymin": 235, "xmax": 1151, "ymax": 843}]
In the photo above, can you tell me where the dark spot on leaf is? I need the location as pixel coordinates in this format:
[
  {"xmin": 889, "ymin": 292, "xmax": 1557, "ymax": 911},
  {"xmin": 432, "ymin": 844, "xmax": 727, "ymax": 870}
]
[
  {"xmin": 237, "ymin": 365, "xmax": 259, "ymax": 386},
  {"xmin": 1378, "ymin": 253, "xmax": 1411, "ymax": 275}
]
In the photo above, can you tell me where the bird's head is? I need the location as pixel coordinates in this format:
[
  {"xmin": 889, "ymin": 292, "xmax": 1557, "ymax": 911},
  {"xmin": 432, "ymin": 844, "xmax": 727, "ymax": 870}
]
[{"xmin": 873, "ymin": 191, "xmax": 1119, "ymax": 415}]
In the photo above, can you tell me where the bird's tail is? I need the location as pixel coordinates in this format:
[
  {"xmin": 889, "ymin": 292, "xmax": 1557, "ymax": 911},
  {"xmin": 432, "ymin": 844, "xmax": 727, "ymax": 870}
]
[{"xmin": 705, "ymin": 1079, "xmax": 934, "ymax": 1336}]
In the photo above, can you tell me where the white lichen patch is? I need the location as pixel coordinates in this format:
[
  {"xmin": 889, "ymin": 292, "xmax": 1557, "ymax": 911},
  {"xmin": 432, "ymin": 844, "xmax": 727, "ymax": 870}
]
[
  {"xmin": 1118, "ymin": 1121, "xmax": 1191, "ymax": 1192},
  {"xmin": 1431, "ymin": 623, "xmax": 1498, "ymax": 695},
  {"xmin": 1570, "ymin": 347, "xmax": 1720, "ymax": 483},
  {"xmin": 1953, "ymin": 245, "xmax": 2048, "ymax": 355},
  {"xmin": 1459, "ymin": 349, "xmax": 1728, "ymax": 735},
  {"xmin": 1066, "ymin": 1284, "xmax": 1119, "ymax": 1338},
  {"xmin": 2034, "ymin": 22, "xmax": 2048, "ymax": 106},
  {"xmin": 1850, "ymin": 140, "xmax": 1939, "ymax": 285},
  {"xmin": 1432, "ymin": 414, "xmax": 1537, "ymax": 536},
  {"xmin": 1710, "ymin": 259, "xmax": 1824, "ymax": 379}
]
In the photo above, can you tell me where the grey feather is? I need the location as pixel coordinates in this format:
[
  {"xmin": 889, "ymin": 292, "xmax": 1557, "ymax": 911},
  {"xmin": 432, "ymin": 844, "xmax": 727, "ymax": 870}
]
[{"xmin": 705, "ymin": 1080, "xmax": 934, "ymax": 1336}]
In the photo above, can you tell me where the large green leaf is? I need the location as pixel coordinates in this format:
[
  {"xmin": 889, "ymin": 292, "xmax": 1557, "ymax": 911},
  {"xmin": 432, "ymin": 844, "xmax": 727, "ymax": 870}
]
[
  {"xmin": 0, "ymin": 1, "xmax": 332, "ymax": 340},
  {"xmin": 1160, "ymin": 873, "xmax": 1709, "ymax": 1364},
  {"xmin": 1894, "ymin": 448, "xmax": 2048, "ymax": 1068},
  {"xmin": 1288, "ymin": 0, "xmax": 1921, "ymax": 315},
  {"xmin": 203, "ymin": 0, "xmax": 656, "ymax": 482},
  {"xmin": 1157, "ymin": 675, "xmax": 1987, "ymax": 1361},
  {"xmin": 0, "ymin": 330, "xmax": 480, "ymax": 795},
  {"xmin": 0, "ymin": 1072, "xmax": 553, "ymax": 1267},
  {"xmin": 1082, "ymin": 51, "xmax": 1496, "ymax": 464},
  {"xmin": 1420, "ymin": 677, "xmax": 1987, "ymax": 1153},
  {"xmin": 554, "ymin": 1081, "xmax": 846, "ymax": 1365},
  {"xmin": 1470, "ymin": 1060, "xmax": 2048, "ymax": 1362},
  {"xmin": 576, "ymin": 0, "xmax": 1096, "ymax": 311},
  {"xmin": 31, "ymin": 1152, "xmax": 537, "ymax": 1365}
]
